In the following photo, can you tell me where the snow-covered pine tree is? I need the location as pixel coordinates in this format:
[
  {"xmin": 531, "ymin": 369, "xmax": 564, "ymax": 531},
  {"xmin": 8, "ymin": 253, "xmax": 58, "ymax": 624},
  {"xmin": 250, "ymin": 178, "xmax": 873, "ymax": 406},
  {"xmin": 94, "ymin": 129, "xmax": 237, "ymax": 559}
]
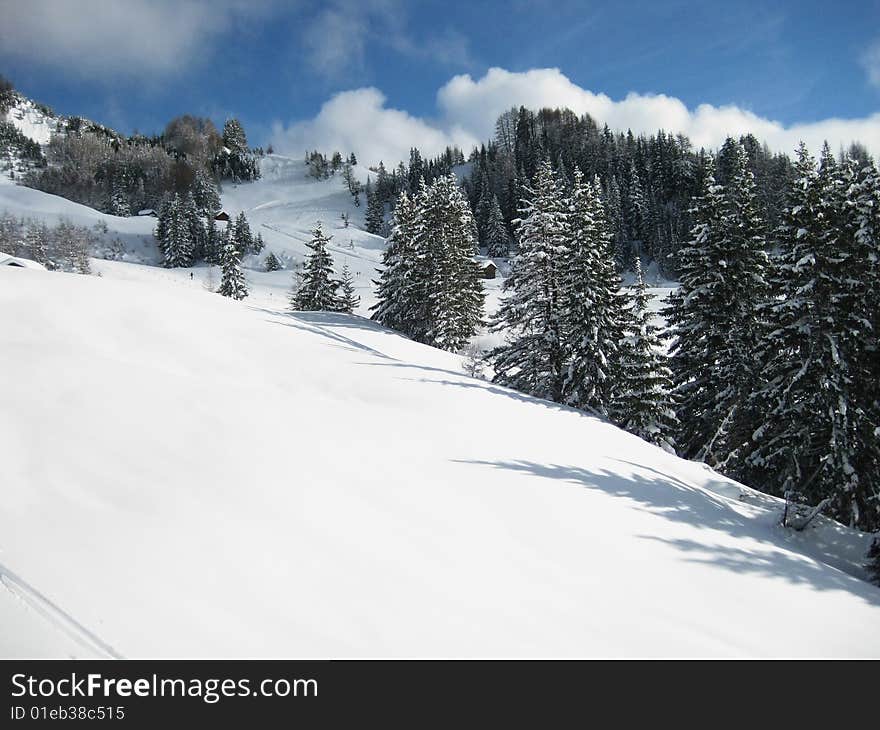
[
  {"xmin": 483, "ymin": 194, "xmax": 511, "ymax": 257},
  {"xmin": 232, "ymin": 211, "xmax": 253, "ymax": 256},
  {"xmin": 490, "ymin": 159, "xmax": 569, "ymax": 402},
  {"xmin": 365, "ymin": 181, "xmax": 385, "ymax": 235},
  {"xmin": 371, "ymin": 188, "xmax": 417, "ymax": 333},
  {"xmin": 560, "ymin": 168, "xmax": 626, "ymax": 416},
  {"xmin": 154, "ymin": 196, "xmax": 172, "ymax": 258},
  {"xmin": 293, "ymin": 223, "xmax": 339, "ymax": 311},
  {"xmin": 109, "ymin": 183, "xmax": 130, "ymax": 217},
  {"xmin": 252, "ymin": 231, "xmax": 265, "ymax": 255},
  {"xmin": 708, "ymin": 138, "xmax": 770, "ymax": 476},
  {"xmin": 183, "ymin": 191, "xmax": 205, "ymax": 261},
  {"xmin": 615, "ymin": 258, "xmax": 678, "ymax": 452},
  {"xmin": 25, "ymin": 222, "xmax": 48, "ymax": 265},
  {"xmin": 161, "ymin": 193, "xmax": 195, "ymax": 268},
  {"xmin": 335, "ymin": 263, "xmax": 360, "ymax": 314},
  {"xmin": 474, "ymin": 169, "xmax": 494, "ymax": 247},
  {"xmin": 191, "ymin": 168, "xmax": 221, "ymax": 217},
  {"xmin": 203, "ymin": 215, "xmax": 221, "ymax": 264},
  {"xmin": 626, "ymin": 161, "xmax": 647, "ymax": 246},
  {"xmin": 664, "ymin": 141, "xmax": 767, "ymax": 470},
  {"xmin": 745, "ymin": 144, "xmax": 880, "ymax": 531},
  {"xmin": 218, "ymin": 241, "xmax": 248, "ymax": 300},
  {"xmin": 421, "ymin": 173, "xmax": 484, "ymax": 351},
  {"xmin": 264, "ymin": 251, "xmax": 282, "ymax": 271}
]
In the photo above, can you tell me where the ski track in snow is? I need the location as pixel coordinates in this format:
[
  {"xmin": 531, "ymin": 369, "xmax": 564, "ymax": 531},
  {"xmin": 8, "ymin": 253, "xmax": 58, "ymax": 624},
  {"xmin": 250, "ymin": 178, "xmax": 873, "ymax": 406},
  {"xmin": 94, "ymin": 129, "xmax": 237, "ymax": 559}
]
[{"xmin": 0, "ymin": 562, "xmax": 121, "ymax": 658}]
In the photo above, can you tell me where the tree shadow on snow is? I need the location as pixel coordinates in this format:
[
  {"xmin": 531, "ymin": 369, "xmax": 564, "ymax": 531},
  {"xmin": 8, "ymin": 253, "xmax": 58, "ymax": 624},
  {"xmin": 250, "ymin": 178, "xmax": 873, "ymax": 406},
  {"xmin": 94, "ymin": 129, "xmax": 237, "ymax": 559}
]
[
  {"xmin": 454, "ymin": 459, "xmax": 880, "ymax": 605},
  {"xmin": 261, "ymin": 310, "xmax": 395, "ymax": 361}
]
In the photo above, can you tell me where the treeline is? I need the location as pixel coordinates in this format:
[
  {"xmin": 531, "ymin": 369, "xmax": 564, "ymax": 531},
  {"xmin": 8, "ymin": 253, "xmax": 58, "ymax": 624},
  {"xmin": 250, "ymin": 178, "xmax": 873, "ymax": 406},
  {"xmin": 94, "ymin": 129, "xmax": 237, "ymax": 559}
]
[
  {"xmin": 0, "ymin": 72, "xmax": 263, "ymax": 220},
  {"xmin": 487, "ymin": 137, "xmax": 880, "ymax": 536},
  {"xmin": 24, "ymin": 114, "xmax": 259, "ymax": 217},
  {"xmin": 363, "ymin": 147, "xmax": 467, "ymax": 236},
  {"xmin": 666, "ymin": 141, "xmax": 880, "ymax": 534},
  {"xmin": 489, "ymin": 160, "xmax": 676, "ymax": 452},
  {"xmin": 0, "ymin": 213, "xmax": 93, "ymax": 274},
  {"xmin": 461, "ymin": 107, "xmax": 873, "ymax": 277},
  {"xmin": 155, "ymin": 196, "xmax": 262, "ymax": 268}
]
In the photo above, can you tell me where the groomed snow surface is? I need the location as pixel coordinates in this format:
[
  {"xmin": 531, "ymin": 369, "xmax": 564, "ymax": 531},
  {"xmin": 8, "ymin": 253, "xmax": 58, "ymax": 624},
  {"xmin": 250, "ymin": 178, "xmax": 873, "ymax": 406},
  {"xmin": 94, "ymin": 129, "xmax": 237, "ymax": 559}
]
[{"xmin": 2, "ymin": 263, "xmax": 879, "ymax": 658}]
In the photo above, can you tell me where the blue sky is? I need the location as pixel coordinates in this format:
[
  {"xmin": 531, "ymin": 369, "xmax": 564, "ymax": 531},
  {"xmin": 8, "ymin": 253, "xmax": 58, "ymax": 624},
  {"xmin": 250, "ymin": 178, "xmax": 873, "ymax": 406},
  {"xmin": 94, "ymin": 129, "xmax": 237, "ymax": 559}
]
[{"xmin": 1, "ymin": 0, "xmax": 878, "ymax": 163}]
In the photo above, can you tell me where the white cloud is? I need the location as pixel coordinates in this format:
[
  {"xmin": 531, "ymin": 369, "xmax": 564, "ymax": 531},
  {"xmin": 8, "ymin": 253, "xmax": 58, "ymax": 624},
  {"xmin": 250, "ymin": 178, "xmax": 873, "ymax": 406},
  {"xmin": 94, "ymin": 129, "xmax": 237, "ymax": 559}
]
[
  {"xmin": 862, "ymin": 41, "xmax": 880, "ymax": 88},
  {"xmin": 303, "ymin": 6, "xmax": 370, "ymax": 78},
  {"xmin": 0, "ymin": 0, "xmax": 277, "ymax": 80},
  {"xmin": 272, "ymin": 67, "xmax": 880, "ymax": 167},
  {"xmin": 271, "ymin": 88, "xmax": 478, "ymax": 168}
]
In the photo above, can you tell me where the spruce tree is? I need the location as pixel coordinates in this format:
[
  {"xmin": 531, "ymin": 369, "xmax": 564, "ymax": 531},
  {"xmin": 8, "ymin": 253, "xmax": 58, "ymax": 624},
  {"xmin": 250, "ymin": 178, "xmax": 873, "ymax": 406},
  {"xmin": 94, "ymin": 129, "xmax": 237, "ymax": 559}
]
[
  {"xmin": 746, "ymin": 145, "xmax": 880, "ymax": 530},
  {"xmin": 191, "ymin": 168, "xmax": 221, "ymax": 216},
  {"xmin": 218, "ymin": 242, "xmax": 248, "ymax": 300},
  {"xmin": 490, "ymin": 159, "xmax": 569, "ymax": 401},
  {"xmin": 422, "ymin": 174, "xmax": 484, "ymax": 351},
  {"xmin": 664, "ymin": 142, "xmax": 768, "ymax": 470},
  {"xmin": 183, "ymin": 192, "xmax": 205, "ymax": 261},
  {"xmin": 365, "ymin": 182, "xmax": 385, "ymax": 235},
  {"xmin": 335, "ymin": 263, "xmax": 360, "ymax": 314},
  {"xmin": 294, "ymin": 223, "xmax": 339, "ymax": 311},
  {"xmin": 483, "ymin": 194, "xmax": 511, "ymax": 257},
  {"xmin": 371, "ymin": 189, "xmax": 417, "ymax": 333},
  {"xmin": 615, "ymin": 258, "xmax": 678, "ymax": 452},
  {"xmin": 204, "ymin": 215, "xmax": 221, "ymax": 264},
  {"xmin": 560, "ymin": 169, "xmax": 626, "ymax": 416},
  {"xmin": 372, "ymin": 178, "xmax": 483, "ymax": 350},
  {"xmin": 161, "ymin": 193, "xmax": 194, "ymax": 268},
  {"xmin": 232, "ymin": 211, "xmax": 253, "ymax": 255},
  {"xmin": 265, "ymin": 251, "xmax": 282, "ymax": 271}
]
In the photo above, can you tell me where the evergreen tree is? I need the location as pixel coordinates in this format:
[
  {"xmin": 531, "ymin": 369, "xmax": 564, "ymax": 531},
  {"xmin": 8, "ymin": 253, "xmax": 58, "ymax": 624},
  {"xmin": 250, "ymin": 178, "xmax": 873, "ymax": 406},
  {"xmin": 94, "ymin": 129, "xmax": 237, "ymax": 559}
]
[
  {"xmin": 491, "ymin": 159, "xmax": 569, "ymax": 401},
  {"xmin": 294, "ymin": 223, "xmax": 339, "ymax": 311},
  {"xmin": 560, "ymin": 169, "xmax": 626, "ymax": 416},
  {"xmin": 420, "ymin": 174, "xmax": 485, "ymax": 351},
  {"xmin": 232, "ymin": 211, "xmax": 253, "ymax": 255},
  {"xmin": 218, "ymin": 241, "xmax": 248, "ymax": 300},
  {"xmin": 664, "ymin": 143, "xmax": 768, "ymax": 470},
  {"xmin": 109, "ymin": 183, "xmax": 130, "ymax": 217},
  {"xmin": 253, "ymin": 231, "xmax": 265, "ymax": 255},
  {"xmin": 335, "ymin": 263, "xmax": 360, "ymax": 314},
  {"xmin": 483, "ymin": 194, "xmax": 511, "ymax": 257},
  {"xmin": 365, "ymin": 182, "xmax": 385, "ymax": 235},
  {"xmin": 183, "ymin": 191, "xmax": 205, "ymax": 261},
  {"xmin": 371, "ymin": 189, "xmax": 417, "ymax": 333},
  {"xmin": 161, "ymin": 193, "xmax": 194, "ymax": 268},
  {"xmin": 372, "ymin": 177, "xmax": 483, "ymax": 350},
  {"xmin": 265, "ymin": 251, "xmax": 282, "ymax": 271},
  {"xmin": 25, "ymin": 222, "xmax": 48, "ymax": 265},
  {"xmin": 154, "ymin": 196, "xmax": 172, "ymax": 257},
  {"xmin": 191, "ymin": 168, "xmax": 220, "ymax": 216},
  {"xmin": 204, "ymin": 215, "xmax": 221, "ymax": 264},
  {"xmin": 615, "ymin": 258, "xmax": 678, "ymax": 452},
  {"xmin": 745, "ymin": 145, "xmax": 880, "ymax": 530}
]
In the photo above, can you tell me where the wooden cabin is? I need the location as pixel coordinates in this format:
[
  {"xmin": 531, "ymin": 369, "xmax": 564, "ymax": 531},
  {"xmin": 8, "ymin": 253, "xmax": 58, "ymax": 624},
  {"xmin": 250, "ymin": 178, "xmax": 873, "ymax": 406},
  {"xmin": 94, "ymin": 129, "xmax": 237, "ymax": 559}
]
[{"xmin": 481, "ymin": 261, "xmax": 497, "ymax": 279}]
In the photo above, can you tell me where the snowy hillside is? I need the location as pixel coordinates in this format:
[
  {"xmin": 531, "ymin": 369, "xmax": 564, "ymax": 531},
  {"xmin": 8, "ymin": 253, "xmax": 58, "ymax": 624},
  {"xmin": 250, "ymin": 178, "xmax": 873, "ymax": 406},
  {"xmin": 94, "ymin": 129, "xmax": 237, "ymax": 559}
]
[
  {"xmin": 2, "ymin": 95, "xmax": 58, "ymax": 147},
  {"xmin": 2, "ymin": 265, "xmax": 879, "ymax": 658}
]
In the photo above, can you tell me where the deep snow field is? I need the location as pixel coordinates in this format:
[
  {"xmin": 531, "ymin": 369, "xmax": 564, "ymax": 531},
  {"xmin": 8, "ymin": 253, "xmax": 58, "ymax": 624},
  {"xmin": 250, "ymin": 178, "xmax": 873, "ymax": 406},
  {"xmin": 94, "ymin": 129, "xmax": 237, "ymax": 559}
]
[{"xmin": 1, "ymin": 158, "xmax": 879, "ymax": 658}]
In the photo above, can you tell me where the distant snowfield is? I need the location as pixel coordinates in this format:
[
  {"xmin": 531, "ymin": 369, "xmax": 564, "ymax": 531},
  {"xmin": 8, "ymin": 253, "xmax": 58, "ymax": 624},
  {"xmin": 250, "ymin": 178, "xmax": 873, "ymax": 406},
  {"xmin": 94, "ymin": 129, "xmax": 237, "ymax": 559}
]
[{"xmin": 1, "ymin": 263, "xmax": 879, "ymax": 658}]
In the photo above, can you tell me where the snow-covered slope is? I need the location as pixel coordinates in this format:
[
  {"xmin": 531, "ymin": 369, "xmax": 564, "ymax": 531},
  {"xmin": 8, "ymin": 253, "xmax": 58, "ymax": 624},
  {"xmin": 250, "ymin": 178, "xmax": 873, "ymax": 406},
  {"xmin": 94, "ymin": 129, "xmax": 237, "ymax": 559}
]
[
  {"xmin": 2, "ymin": 266, "xmax": 879, "ymax": 658},
  {"xmin": 2, "ymin": 96, "xmax": 59, "ymax": 147}
]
